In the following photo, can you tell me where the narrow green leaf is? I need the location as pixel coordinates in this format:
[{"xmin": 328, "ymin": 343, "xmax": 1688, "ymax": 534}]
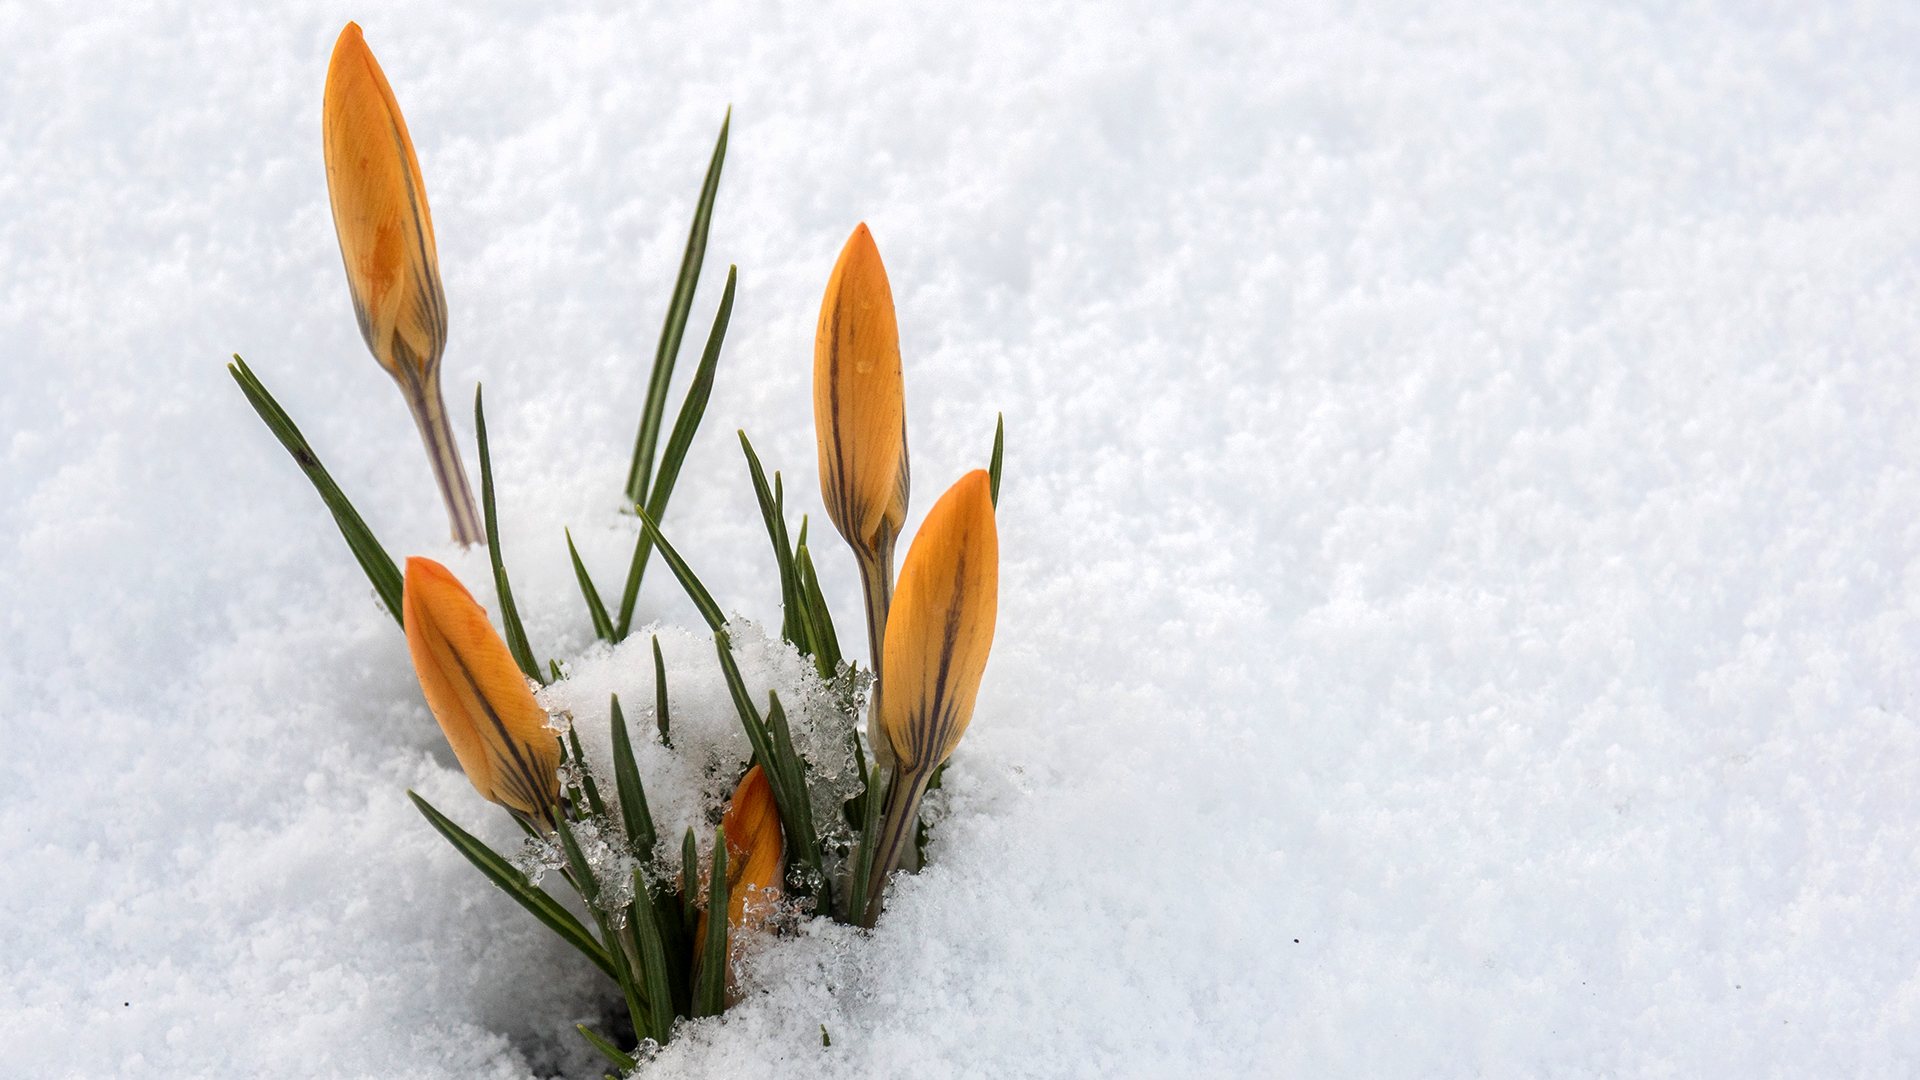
[
  {"xmin": 692, "ymin": 827, "xmax": 730, "ymax": 1018},
  {"xmin": 635, "ymin": 506, "xmax": 725, "ymax": 632},
  {"xmin": 648, "ymin": 266, "xmax": 734, "ymax": 522},
  {"xmin": 475, "ymin": 384, "xmax": 544, "ymax": 684},
  {"xmin": 652, "ymin": 635, "xmax": 672, "ymax": 749},
  {"xmin": 616, "ymin": 265, "xmax": 737, "ymax": 639},
  {"xmin": 680, "ymin": 828, "xmax": 701, "ymax": 938},
  {"xmin": 566, "ymin": 529, "xmax": 616, "ymax": 642},
  {"xmin": 711, "ymin": 634, "xmax": 826, "ymax": 908},
  {"xmin": 652, "ymin": 876, "xmax": 694, "ymax": 1018},
  {"xmin": 227, "ymin": 355, "xmax": 403, "ymax": 626},
  {"xmin": 609, "ymin": 694, "xmax": 658, "ymax": 858},
  {"xmin": 713, "ymin": 630, "xmax": 775, "ymax": 769},
  {"xmin": 559, "ymin": 815, "xmax": 653, "ymax": 1040},
  {"xmin": 575, "ymin": 1025, "xmax": 638, "ymax": 1072},
  {"xmin": 559, "ymin": 735, "xmax": 586, "ymax": 813},
  {"xmin": 568, "ymin": 727, "xmax": 608, "ymax": 819},
  {"xmin": 843, "ymin": 729, "xmax": 870, "ymax": 834},
  {"xmin": 796, "ymin": 545, "xmax": 842, "ymax": 677},
  {"xmin": 627, "ymin": 868, "xmax": 678, "ymax": 1043},
  {"xmin": 406, "ymin": 791, "xmax": 616, "ymax": 980},
  {"xmin": 627, "ymin": 108, "xmax": 731, "ymax": 507},
  {"xmin": 989, "ymin": 412, "xmax": 1004, "ymax": 507},
  {"xmin": 555, "ymin": 814, "xmax": 601, "ymax": 906},
  {"xmin": 821, "ymin": 1025, "xmax": 831, "ymax": 1047},
  {"xmin": 849, "ymin": 762, "xmax": 887, "ymax": 928},
  {"xmin": 738, "ymin": 431, "xmax": 803, "ymax": 647},
  {"xmin": 765, "ymin": 690, "xmax": 824, "ymax": 900},
  {"xmin": 549, "ymin": 659, "xmax": 565, "ymax": 682}
]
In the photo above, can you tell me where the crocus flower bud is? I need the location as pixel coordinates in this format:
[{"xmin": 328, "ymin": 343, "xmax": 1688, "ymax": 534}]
[
  {"xmin": 694, "ymin": 765, "xmax": 786, "ymax": 1005},
  {"xmin": 814, "ymin": 223, "xmax": 908, "ymax": 567},
  {"xmin": 879, "ymin": 469, "xmax": 997, "ymax": 773},
  {"xmin": 323, "ymin": 22, "xmax": 484, "ymax": 545},
  {"xmin": 813, "ymin": 224, "xmax": 911, "ymax": 766},
  {"xmin": 862, "ymin": 470, "xmax": 997, "ymax": 919},
  {"xmin": 402, "ymin": 557, "xmax": 560, "ymax": 826}
]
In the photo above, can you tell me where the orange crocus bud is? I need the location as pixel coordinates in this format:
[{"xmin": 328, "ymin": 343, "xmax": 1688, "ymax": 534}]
[
  {"xmin": 814, "ymin": 223, "xmax": 908, "ymax": 568},
  {"xmin": 880, "ymin": 470, "xmax": 997, "ymax": 772},
  {"xmin": 862, "ymin": 470, "xmax": 997, "ymax": 920},
  {"xmin": 323, "ymin": 22, "xmax": 483, "ymax": 546},
  {"xmin": 813, "ymin": 223, "xmax": 910, "ymax": 766},
  {"xmin": 402, "ymin": 557, "xmax": 560, "ymax": 827},
  {"xmin": 694, "ymin": 765, "xmax": 786, "ymax": 1005}
]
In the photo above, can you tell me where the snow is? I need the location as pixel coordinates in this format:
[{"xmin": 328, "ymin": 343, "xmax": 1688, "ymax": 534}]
[{"xmin": 4, "ymin": 1, "xmax": 1920, "ymax": 1076}]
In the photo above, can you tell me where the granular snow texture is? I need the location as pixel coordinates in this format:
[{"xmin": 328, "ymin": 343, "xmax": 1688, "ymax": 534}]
[{"xmin": 3, "ymin": 1, "xmax": 1918, "ymax": 1077}]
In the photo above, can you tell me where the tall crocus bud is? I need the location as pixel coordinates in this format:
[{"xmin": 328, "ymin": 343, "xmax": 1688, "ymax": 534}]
[
  {"xmin": 861, "ymin": 470, "xmax": 997, "ymax": 921},
  {"xmin": 694, "ymin": 765, "xmax": 786, "ymax": 1005},
  {"xmin": 323, "ymin": 22, "xmax": 484, "ymax": 546},
  {"xmin": 814, "ymin": 223, "xmax": 909, "ymax": 764},
  {"xmin": 403, "ymin": 557, "xmax": 560, "ymax": 827}
]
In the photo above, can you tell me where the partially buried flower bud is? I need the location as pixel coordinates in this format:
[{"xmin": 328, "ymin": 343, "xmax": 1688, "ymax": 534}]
[
  {"xmin": 402, "ymin": 556, "xmax": 560, "ymax": 828},
  {"xmin": 323, "ymin": 22, "xmax": 484, "ymax": 546},
  {"xmin": 862, "ymin": 470, "xmax": 997, "ymax": 920},
  {"xmin": 694, "ymin": 765, "xmax": 785, "ymax": 1006}
]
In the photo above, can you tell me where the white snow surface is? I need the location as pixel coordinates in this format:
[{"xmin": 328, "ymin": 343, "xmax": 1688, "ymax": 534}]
[{"xmin": 4, "ymin": 1, "xmax": 1920, "ymax": 1076}]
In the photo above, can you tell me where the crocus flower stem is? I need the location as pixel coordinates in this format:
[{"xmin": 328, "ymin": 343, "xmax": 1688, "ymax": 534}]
[
  {"xmin": 859, "ymin": 766, "xmax": 929, "ymax": 926},
  {"xmin": 856, "ymin": 527, "xmax": 897, "ymax": 696},
  {"xmin": 397, "ymin": 367, "xmax": 485, "ymax": 546}
]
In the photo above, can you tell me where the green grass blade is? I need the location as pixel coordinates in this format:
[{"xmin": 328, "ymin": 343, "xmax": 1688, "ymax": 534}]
[
  {"xmin": 649, "ymin": 265, "xmax": 734, "ymax": 516},
  {"xmin": 692, "ymin": 827, "xmax": 730, "ymax": 1018},
  {"xmin": 566, "ymin": 529, "xmax": 615, "ymax": 642},
  {"xmin": 765, "ymin": 690, "xmax": 826, "ymax": 906},
  {"xmin": 627, "ymin": 868, "xmax": 678, "ymax": 1043},
  {"xmin": 406, "ymin": 791, "xmax": 616, "ymax": 980},
  {"xmin": 796, "ymin": 544, "xmax": 842, "ymax": 676},
  {"xmin": 651, "ymin": 876, "xmax": 694, "ymax": 1018},
  {"xmin": 652, "ymin": 635, "xmax": 672, "ymax": 748},
  {"xmin": 634, "ymin": 506, "xmax": 725, "ymax": 632},
  {"xmin": 575, "ymin": 1025, "xmax": 638, "ymax": 1072},
  {"xmin": 738, "ymin": 431, "xmax": 803, "ymax": 647},
  {"xmin": 228, "ymin": 355, "xmax": 403, "ymax": 626},
  {"xmin": 989, "ymin": 412, "xmax": 1004, "ymax": 507},
  {"xmin": 848, "ymin": 762, "xmax": 887, "ymax": 927},
  {"xmin": 558, "ymin": 815, "xmax": 652, "ymax": 1042},
  {"xmin": 626, "ymin": 108, "xmax": 731, "ymax": 507},
  {"xmin": 555, "ymin": 814, "xmax": 602, "ymax": 906},
  {"xmin": 711, "ymin": 634, "xmax": 828, "ymax": 908},
  {"xmin": 475, "ymin": 384, "xmax": 544, "ymax": 684},
  {"xmin": 568, "ymin": 727, "xmax": 608, "ymax": 819},
  {"xmin": 843, "ymin": 729, "xmax": 869, "ymax": 833},
  {"xmin": 679, "ymin": 828, "xmax": 700, "ymax": 933},
  {"xmin": 609, "ymin": 694, "xmax": 658, "ymax": 859},
  {"xmin": 615, "ymin": 265, "xmax": 737, "ymax": 640},
  {"xmin": 712, "ymin": 630, "xmax": 774, "ymax": 769}
]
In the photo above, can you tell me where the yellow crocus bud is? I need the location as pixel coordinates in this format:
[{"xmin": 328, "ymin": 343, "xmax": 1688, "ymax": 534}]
[
  {"xmin": 402, "ymin": 557, "xmax": 560, "ymax": 827},
  {"xmin": 694, "ymin": 765, "xmax": 786, "ymax": 1005},
  {"xmin": 323, "ymin": 22, "xmax": 483, "ymax": 546},
  {"xmin": 861, "ymin": 470, "xmax": 997, "ymax": 919},
  {"xmin": 813, "ymin": 223, "xmax": 910, "ymax": 765}
]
